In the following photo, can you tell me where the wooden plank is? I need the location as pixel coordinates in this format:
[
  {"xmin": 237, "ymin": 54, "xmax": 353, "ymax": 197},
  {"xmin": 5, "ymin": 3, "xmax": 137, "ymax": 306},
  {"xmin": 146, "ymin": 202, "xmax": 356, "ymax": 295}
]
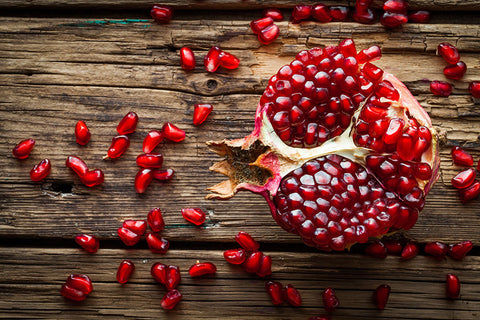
[{"xmin": 0, "ymin": 247, "xmax": 479, "ymax": 319}]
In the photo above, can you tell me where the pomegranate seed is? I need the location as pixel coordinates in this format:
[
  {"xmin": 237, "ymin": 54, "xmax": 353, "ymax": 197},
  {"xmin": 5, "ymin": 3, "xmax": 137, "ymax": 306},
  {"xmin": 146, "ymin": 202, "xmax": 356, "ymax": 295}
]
[
  {"xmin": 75, "ymin": 120, "xmax": 91, "ymax": 145},
  {"xmin": 136, "ymin": 153, "xmax": 163, "ymax": 168},
  {"xmin": 181, "ymin": 208, "xmax": 206, "ymax": 225},
  {"xmin": 415, "ymin": 163, "xmax": 433, "ymax": 180},
  {"xmin": 451, "ymin": 168, "xmax": 476, "ymax": 189},
  {"xmin": 263, "ymin": 8, "xmax": 283, "ymax": 21},
  {"xmin": 193, "ymin": 103, "xmax": 213, "ymax": 126},
  {"xmin": 123, "ymin": 220, "xmax": 147, "ymax": 235},
  {"xmin": 384, "ymin": 240, "xmax": 403, "ymax": 255},
  {"xmin": 161, "ymin": 289, "xmax": 182, "ymax": 310},
  {"xmin": 312, "ymin": 4, "xmax": 331, "ymax": 22},
  {"xmin": 153, "ymin": 168, "xmax": 175, "ymax": 181},
  {"xmin": 446, "ymin": 273, "xmax": 460, "ymax": 299},
  {"xmin": 135, "ymin": 168, "xmax": 154, "ymax": 193},
  {"xmin": 151, "ymin": 263, "xmax": 168, "ymax": 284},
  {"xmin": 381, "ymin": 12, "xmax": 408, "ymax": 28},
  {"xmin": 383, "ymin": 0, "xmax": 408, "ymax": 14},
  {"xmin": 265, "ymin": 281, "xmax": 285, "ymax": 305},
  {"xmin": 150, "ymin": 5, "xmax": 173, "ymax": 24},
  {"xmin": 235, "ymin": 231, "xmax": 260, "ymax": 252},
  {"xmin": 116, "ymin": 260, "xmax": 135, "ymax": 284},
  {"xmin": 357, "ymin": 46, "xmax": 382, "ymax": 64},
  {"xmin": 256, "ymin": 254, "xmax": 272, "ymax": 277},
  {"xmin": 219, "ymin": 51, "xmax": 240, "ymax": 69},
  {"xmin": 74, "ymin": 234, "xmax": 99, "ymax": 253},
  {"xmin": 162, "ymin": 122, "xmax": 185, "ymax": 142},
  {"xmin": 105, "ymin": 135, "xmax": 130, "ymax": 159},
  {"xmin": 143, "ymin": 130, "xmax": 163, "ymax": 153},
  {"xmin": 322, "ymin": 287, "xmax": 339, "ymax": 313},
  {"xmin": 147, "ymin": 208, "xmax": 165, "ymax": 233},
  {"xmin": 189, "ymin": 262, "xmax": 217, "ymax": 277},
  {"xmin": 117, "ymin": 227, "xmax": 142, "ymax": 246},
  {"xmin": 12, "ymin": 138, "xmax": 35, "ymax": 159},
  {"xmin": 223, "ymin": 248, "xmax": 247, "ymax": 265},
  {"xmin": 383, "ymin": 118, "xmax": 405, "ymax": 144},
  {"xmin": 408, "ymin": 10, "xmax": 430, "ymax": 23},
  {"xmin": 61, "ymin": 274, "xmax": 92, "ymax": 301},
  {"xmin": 291, "ymin": 5, "xmax": 312, "ymax": 24},
  {"xmin": 204, "ymin": 46, "xmax": 221, "ymax": 72},
  {"xmin": 376, "ymin": 80, "xmax": 400, "ymax": 101},
  {"xmin": 65, "ymin": 156, "xmax": 88, "ymax": 177},
  {"xmin": 424, "ymin": 241, "xmax": 448, "ymax": 260},
  {"xmin": 180, "ymin": 47, "xmax": 195, "ymax": 71},
  {"xmin": 285, "ymin": 284, "xmax": 302, "ymax": 306},
  {"xmin": 451, "ymin": 146, "xmax": 474, "ymax": 166},
  {"xmin": 365, "ymin": 241, "xmax": 388, "ymax": 258},
  {"xmin": 329, "ymin": 6, "xmax": 349, "ymax": 21},
  {"xmin": 448, "ymin": 241, "xmax": 473, "ymax": 260},
  {"xmin": 250, "ymin": 17, "xmax": 273, "ymax": 34},
  {"xmin": 469, "ymin": 81, "xmax": 480, "ymax": 98},
  {"xmin": 401, "ymin": 242, "xmax": 419, "ymax": 260},
  {"xmin": 374, "ymin": 284, "xmax": 391, "ymax": 310},
  {"xmin": 81, "ymin": 169, "xmax": 104, "ymax": 187},
  {"xmin": 30, "ymin": 159, "xmax": 51, "ymax": 182},
  {"xmin": 60, "ymin": 283, "xmax": 87, "ymax": 301},
  {"xmin": 396, "ymin": 134, "xmax": 415, "ymax": 161},
  {"xmin": 459, "ymin": 180, "xmax": 480, "ymax": 203},
  {"xmin": 243, "ymin": 251, "xmax": 263, "ymax": 273},
  {"xmin": 437, "ymin": 43, "xmax": 460, "ymax": 64},
  {"xmin": 146, "ymin": 233, "xmax": 170, "ymax": 254},
  {"xmin": 443, "ymin": 61, "xmax": 467, "ymax": 80},
  {"xmin": 353, "ymin": 8, "xmax": 374, "ymax": 24},
  {"xmin": 258, "ymin": 24, "xmax": 280, "ymax": 45},
  {"xmin": 430, "ymin": 80, "xmax": 452, "ymax": 97},
  {"xmin": 166, "ymin": 265, "xmax": 181, "ymax": 290},
  {"xmin": 116, "ymin": 111, "xmax": 138, "ymax": 135}
]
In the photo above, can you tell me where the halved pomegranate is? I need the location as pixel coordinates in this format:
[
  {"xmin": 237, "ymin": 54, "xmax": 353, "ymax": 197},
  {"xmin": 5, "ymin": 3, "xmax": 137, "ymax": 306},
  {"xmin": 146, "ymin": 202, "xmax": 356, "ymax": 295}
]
[{"xmin": 206, "ymin": 39, "xmax": 440, "ymax": 251}]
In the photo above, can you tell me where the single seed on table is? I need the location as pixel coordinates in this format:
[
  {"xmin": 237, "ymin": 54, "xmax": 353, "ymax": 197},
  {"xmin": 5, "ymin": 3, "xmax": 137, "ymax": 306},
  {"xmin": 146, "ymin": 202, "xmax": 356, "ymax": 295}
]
[
  {"xmin": 166, "ymin": 265, "xmax": 181, "ymax": 291},
  {"xmin": 142, "ymin": 130, "xmax": 163, "ymax": 153},
  {"xmin": 181, "ymin": 208, "xmax": 206, "ymax": 225},
  {"xmin": 65, "ymin": 155, "xmax": 88, "ymax": 177},
  {"xmin": 469, "ymin": 81, "xmax": 480, "ymax": 98},
  {"xmin": 284, "ymin": 284, "xmax": 302, "ymax": 306},
  {"xmin": 204, "ymin": 46, "xmax": 222, "ymax": 73},
  {"xmin": 250, "ymin": 17, "xmax": 273, "ymax": 34},
  {"xmin": 30, "ymin": 159, "xmax": 51, "ymax": 182},
  {"xmin": 147, "ymin": 208, "xmax": 165, "ymax": 233},
  {"xmin": 451, "ymin": 168, "xmax": 476, "ymax": 189},
  {"xmin": 243, "ymin": 251, "xmax": 263, "ymax": 273},
  {"xmin": 256, "ymin": 255, "xmax": 272, "ymax": 277},
  {"xmin": 459, "ymin": 180, "xmax": 480, "ymax": 203},
  {"xmin": 262, "ymin": 7, "xmax": 283, "ymax": 21},
  {"xmin": 437, "ymin": 43, "xmax": 460, "ymax": 64},
  {"xmin": 150, "ymin": 5, "xmax": 173, "ymax": 24},
  {"xmin": 116, "ymin": 111, "xmax": 138, "ymax": 135},
  {"xmin": 134, "ymin": 168, "xmax": 154, "ymax": 194},
  {"xmin": 451, "ymin": 147, "xmax": 474, "ymax": 166},
  {"xmin": 104, "ymin": 135, "xmax": 130, "ymax": 159},
  {"xmin": 329, "ymin": 6, "xmax": 349, "ymax": 21},
  {"xmin": 81, "ymin": 169, "xmax": 104, "ymax": 187},
  {"xmin": 161, "ymin": 289, "xmax": 182, "ymax": 310},
  {"xmin": 312, "ymin": 4, "xmax": 332, "ymax": 22},
  {"xmin": 384, "ymin": 240, "xmax": 403, "ymax": 255},
  {"xmin": 322, "ymin": 287, "xmax": 339, "ymax": 313},
  {"xmin": 146, "ymin": 233, "xmax": 170, "ymax": 254},
  {"xmin": 123, "ymin": 220, "xmax": 147, "ymax": 235},
  {"xmin": 117, "ymin": 227, "xmax": 142, "ymax": 246},
  {"xmin": 443, "ymin": 61, "xmax": 467, "ymax": 80},
  {"xmin": 219, "ymin": 51, "xmax": 240, "ymax": 70},
  {"xmin": 193, "ymin": 103, "xmax": 213, "ymax": 126},
  {"xmin": 12, "ymin": 138, "xmax": 35, "ymax": 159},
  {"xmin": 151, "ymin": 263, "xmax": 168, "ymax": 284},
  {"xmin": 116, "ymin": 260, "xmax": 135, "ymax": 284},
  {"xmin": 162, "ymin": 122, "xmax": 185, "ymax": 142},
  {"xmin": 430, "ymin": 80, "xmax": 452, "ymax": 97},
  {"xmin": 380, "ymin": 12, "xmax": 408, "ymax": 28},
  {"xmin": 408, "ymin": 10, "xmax": 430, "ymax": 23},
  {"xmin": 290, "ymin": 5, "xmax": 313, "ymax": 24},
  {"xmin": 424, "ymin": 241, "xmax": 448, "ymax": 260},
  {"xmin": 365, "ymin": 241, "xmax": 388, "ymax": 259},
  {"xmin": 179, "ymin": 47, "xmax": 196, "ymax": 71},
  {"xmin": 448, "ymin": 241, "xmax": 473, "ymax": 260},
  {"xmin": 401, "ymin": 242, "xmax": 419, "ymax": 260},
  {"xmin": 235, "ymin": 231, "xmax": 260, "ymax": 252},
  {"xmin": 383, "ymin": 0, "xmax": 408, "ymax": 13},
  {"xmin": 74, "ymin": 234, "xmax": 100, "ymax": 253},
  {"xmin": 374, "ymin": 284, "xmax": 391, "ymax": 309},
  {"xmin": 60, "ymin": 274, "xmax": 92, "ymax": 301},
  {"xmin": 265, "ymin": 281, "xmax": 285, "ymax": 305},
  {"xmin": 153, "ymin": 168, "xmax": 175, "ymax": 181},
  {"xmin": 75, "ymin": 120, "xmax": 91, "ymax": 145},
  {"xmin": 223, "ymin": 248, "xmax": 247, "ymax": 265},
  {"xmin": 446, "ymin": 273, "xmax": 460, "ymax": 299},
  {"xmin": 189, "ymin": 262, "xmax": 217, "ymax": 277},
  {"xmin": 258, "ymin": 24, "xmax": 279, "ymax": 45},
  {"xmin": 136, "ymin": 153, "xmax": 163, "ymax": 168}
]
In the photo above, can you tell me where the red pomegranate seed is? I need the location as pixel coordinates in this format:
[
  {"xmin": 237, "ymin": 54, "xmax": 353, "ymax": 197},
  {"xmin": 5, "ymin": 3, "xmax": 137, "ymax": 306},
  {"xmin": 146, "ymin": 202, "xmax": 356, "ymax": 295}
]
[
  {"xmin": 123, "ymin": 220, "xmax": 147, "ymax": 235},
  {"xmin": 285, "ymin": 284, "xmax": 302, "ymax": 306},
  {"xmin": 365, "ymin": 241, "xmax": 388, "ymax": 258},
  {"xmin": 181, "ymin": 208, "xmax": 206, "ymax": 225},
  {"xmin": 256, "ymin": 254, "xmax": 272, "ymax": 277},
  {"xmin": 263, "ymin": 8, "xmax": 283, "ymax": 21},
  {"xmin": 250, "ymin": 17, "xmax": 273, "ymax": 34},
  {"xmin": 74, "ymin": 234, "xmax": 99, "ymax": 253},
  {"xmin": 147, "ymin": 208, "xmax": 165, "ymax": 233},
  {"xmin": 223, "ymin": 248, "xmax": 246, "ymax": 265},
  {"xmin": 443, "ymin": 61, "xmax": 467, "ymax": 80},
  {"xmin": 151, "ymin": 263, "xmax": 168, "ymax": 284},
  {"xmin": 424, "ymin": 241, "xmax": 448, "ymax": 260},
  {"xmin": 189, "ymin": 262, "xmax": 217, "ymax": 277},
  {"xmin": 401, "ymin": 242, "xmax": 419, "ymax": 260},
  {"xmin": 384, "ymin": 240, "xmax": 403, "ymax": 255},
  {"xmin": 451, "ymin": 146, "xmax": 474, "ymax": 166},
  {"xmin": 235, "ymin": 231, "xmax": 260, "ymax": 252},
  {"xmin": 353, "ymin": 8, "xmax": 374, "ymax": 24},
  {"xmin": 116, "ymin": 111, "xmax": 138, "ymax": 135},
  {"xmin": 219, "ymin": 51, "xmax": 240, "ymax": 69},
  {"xmin": 430, "ymin": 80, "xmax": 452, "ymax": 97},
  {"xmin": 357, "ymin": 46, "xmax": 382, "ymax": 64},
  {"xmin": 60, "ymin": 283, "xmax": 87, "ymax": 301},
  {"xmin": 117, "ymin": 227, "xmax": 141, "ymax": 246},
  {"xmin": 258, "ymin": 24, "xmax": 280, "ymax": 45},
  {"xmin": 105, "ymin": 135, "xmax": 130, "ymax": 159},
  {"xmin": 180, "ymin": 47, "xmax": 195, "ymax": 71},
  {"xmin": 75, "ymin": 120, "xmax": 91, "ymax": 145},
  {"xmin": 374, "ymin": 284, "xmax": 391, "ymax": 310},
  {"xmin": 151, "ymin": 5, "xmax": 173, "ymax": 24},
  {"xmin": 81, "ymin": 169, "xmax": 104, "ymax": 187},
  {"xmin": 243, "ymin": 251, "xmax": 263, "ymax": 273},
  {"xmin": 381, "ymin": 12, "xmax": 408, "ymax": 28},
  {"xmin": 312, "ymin": 4, "xmax": 332, "ymax": 23},
  {"xmin": 65, "ymin": 156, "xmax": 88, "ymax": 177},
  {"xmin": 146, "ymin": 233, "xmax": 170, "ymax": 254},
  {"xmin": 469, "ymin": 81, "xmax": 480, "ymax": 98},
  {"xmin": 408, "ymin": 10, "xmax": 430, "ymax": 23},
  {"xmin": 383, "ymin": 118, "xmax": 405, "ymax": 144},
  {"xmin": 451, "ymin": 168, "xmax": 476, "ymax": 189},
  {"xmin": 12, "ymin": 138, "xmax": 35, "ymax": 159},
  {"xmin": 446, "ymin": 273, "xmax": 460, "ymax": 299},
  {"xmin": 329, "ymin": 6, "xmax": 349, "ymax": 21},
  {"xmin": 322, "ymin": 287, "xmax": 339, "ymax": 313},
  {"xmin": 30, "ymin": 159, "xmax": 51, "ymax": 182},
  {"xmin": 143, "ymin": 130, "xmax": 163, "ymax": 153},
  {"xmin": 161, "ymin": 289, "xmax": 182, "ymax": 310},
  {"xmin": 166, "ymin": 265, "xmax": 181, "ymax": 290},
  {"xmin": 265, "ymin": 281, "xmax": 285, "ymax": 305},
  {"xmin": 135, "ymin": 168, "xmax": 154, "ymax": 193},
  {"xmin": 437, "ymin": 43, "xmax": 460, "ymax": 64},
  {"xmin": 61, "ymin": 274, "xmax": 92, "ymax": 301},
  {"xmin": 153, "ymin": 168, "xmax": 175, "ymax": 181},
  {"xmin": 136, "ymin": 153, "xmax": 163, "ymax": 168},
  {"xmin": 449, "ymin": 241, "xmax": 473, "ymax": 260},
  {"xmin": 193, "ymin": 103, "xmax": 213, "ymax": 125},
  {"xmin": 383, "ymin": 0, "xmax": 408, "ymax": 14},
  {"xmin": 162, "ymin": 122, "xmax": 185, "ymax": 142},
  {"xmin": 204, "ymin": 46, "xmax": 221, "ymax": 72},
  {"xmin": 291, "ymin": 5, "xmax": 312, "ymax": 24},
  {"xmin": 459, "ymin": 180, "xmax": 480, "ymax": 203},
  {"xmin": 116, "ymin": 260, "xmax": 135, "ymax": 284},
  {"xmin": 415, "ymin": 163, "xmax": 433, "ymax": 180}
]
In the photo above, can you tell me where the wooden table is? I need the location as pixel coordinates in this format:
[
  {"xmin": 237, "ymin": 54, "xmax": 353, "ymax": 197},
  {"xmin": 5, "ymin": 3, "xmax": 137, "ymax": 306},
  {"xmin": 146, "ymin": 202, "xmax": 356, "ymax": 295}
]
[{"xmin": 1, "ymin": 1, "xmax": 480, "ymax": 319}]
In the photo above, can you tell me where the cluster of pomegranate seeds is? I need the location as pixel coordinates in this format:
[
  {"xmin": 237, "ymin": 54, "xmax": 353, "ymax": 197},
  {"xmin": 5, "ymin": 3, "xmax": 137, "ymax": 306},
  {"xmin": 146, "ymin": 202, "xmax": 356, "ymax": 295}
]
[
  {"xmin": 12, "ymin": 138, "xmax": 35, "ymax": 159},
  {"xmin": 381, "ymin": 0, "xmax": 408, "ymax": 28},
  {"xmin": 75, "ymin": 120, "xmax": 91, "ymax": 145},
  {"xmin": 204, "ymin": 46, "xmax": 240, "ymax": 72},
  {"xmin": 30, "ymin": 158, "xmax": 51, "ymax": 182},
  {"xmin": 192, "ymin": 103, "xmax": 213, "ymax": 126},
  {"xmin": 250, "ymin": 17, "xmax": 280, "ymax": 45},
  {"xmin": 264, "ymin": 281, "xmax": 302, "ymax": 306},
  {"xmin": 322, "ymin": 287, "xmax": 339, "ymax": 313},
  {"xmin": 353, "ymin": 0, "xmax": 374, "ymax": 24},
  {"xmin": 117, "ymin": 219, "xmax": 146, "ymax": 246},
  {"xmin": 180, "ymin": 47, "xmax": 195, "ymax": 71},
  {"xmin": 60, "ymin": 274, "xmax": 93, "ymax": 302},
  {"xmin": 189, "ymin": 262, "xmax": 217, "ymax": 277},
  {"xmin": 75, "ymin": 234, "xmax": 100, "ymax": 253},
  {"xmin": 374, "ymin": 284, "xmax": 391, "ymax": 309},
  {"xmin": 151, "ymin": 263, "xmax": 182, "ymax": 309},
  {"xmin": 430, "ymin": 81, "xmax": 452, "ymax": 97},
  {"xmin": 365, "ymin": 241, "xmax": 388, "ymax": 259},
  {"xmin": 116, "ymin": 260, "xmax": 135, "ymax": 284},
  {"xmin": 450, "ymin": 147, "xmax": 480, "ymax": 202},
  {"xmin": 181, "ymin": 208, "xmax": 206, "ymax": 225},
  {"xmin": 446, "ymin": 273, "xmax": 460, "ymax": 299},
  {"xmin": 150, "ymin": 5, "xmax": 173, "ymax": 24},
  {"xmin": 262, "ymin": 8, "xmax": 283, "ymax": 21}
]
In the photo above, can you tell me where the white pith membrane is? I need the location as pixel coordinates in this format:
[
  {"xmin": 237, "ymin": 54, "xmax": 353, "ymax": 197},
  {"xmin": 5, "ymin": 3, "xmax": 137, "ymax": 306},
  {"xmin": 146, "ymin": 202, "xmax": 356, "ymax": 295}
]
[{"xmin": 206, "ymin": 43, "xmax": 440, "ymax": 251}]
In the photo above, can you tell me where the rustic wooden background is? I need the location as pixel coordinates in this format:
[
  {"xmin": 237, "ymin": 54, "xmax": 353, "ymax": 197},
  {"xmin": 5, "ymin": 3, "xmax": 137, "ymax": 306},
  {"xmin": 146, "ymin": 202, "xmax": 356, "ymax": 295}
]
[{"xmin": 1, "ymin": 1, "xmax": 479, "ymax": 319}]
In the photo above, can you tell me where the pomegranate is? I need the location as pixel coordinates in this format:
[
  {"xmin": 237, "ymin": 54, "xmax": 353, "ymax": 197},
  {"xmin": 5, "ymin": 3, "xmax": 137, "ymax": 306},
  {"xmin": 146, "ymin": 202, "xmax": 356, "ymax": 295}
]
[
  {"xmin": 136, "ymin": 153, "xmax": 163, "ymax": 169},
  {"xmin": 365, "ymin": 241, "xmax": 387, "ymax": 258},
  {"xmin": 81, "ymin": 169, "xmax": 104, "ymax": 187},
  {"xmin": 451, "ymin": 168, "xmax": 476, "ymax": 189},
  {"xmin": 143, "ymin": 130, "xmax": 163, "ymax": 153},
  {"xmin": 162, "ymin": 122, "xmax": 185, "ymax": 142},
  {"xmin": 135, "ymin": 168, "xmax": 154, "ymax": 193},
  {"xmin": 161, "ymin": 289, "xmax": 182, "ymax": 310},
  {"xmin": 75, "ymin": 120, "xmax": 91, "ymax": 145},
  {"xmin": 188, "ymin": 262, "xmax": 217, "ymax": 277},
  {"xmin": 381, "ymin": 12, "xmax": 408, "ymax": 28},
  {"xmin": 383, "ymin": 0, "xmax": 408, "ymax": 14},
  {"xmin": 437, "ymin": 43, "xmax": 460, "ymax": 64},
  {"xmin": 180, "ymin": 47, "xmax": 196, "ymax": 71},
  {"xmin": 105, "ymin": 135, "xmax": 130, "ymax": 159},
  {"xmin": 223, "ymin": 248, "xmax": 246, "ymax": 264},
  {"xmin": 451, "ymin": 147, "xmax": 474, "ymax": 166},
  {"xmin": 193, "ymin": 103, "xmax": 213, "ymax": 126},
  {"xmin": 459, "ymin": 181, "xmax": 480, "ymax": 203},
  {"xmin": 353, "ymin": 0, "xmax": 374, "ymax": 24},
  {"xmin": 30, "ymin": 159, "xmax": 51, "ymax": 182},
  {"xmin": 424, "ymin": 241, "xmax": 448, "ymax": 260},
  {"xmin": 235, "ymin": 231, "xmax": 260, "ymax": 252},
  {"xmin": 446, "ymin": 273, "xmax": 460, "ymax": 299},
  {"xmin": 151, "ymin": 5, "xmax": 173, "ymax": 24},
  {"xmin": 430, "ymin": 81, "xmax": 452, "ymax": 97},
  {"xmin": 401, "ymin": 241, "xmax": 419, "ymax": 260},
  {"xmin": 60, "ymin": 274, "xmax": 92, "ymax": 301},
  {"xmin": 116, "ymin": 260, "xmax": 135, "ymax": 284},
  {"xmin": 206, "ymin": 39, "xmax": 440, "ymax": 251},
  {"xmin": 443, "ymin": 61, "xmax": 467, "ymax": 80},
  {"xmin": 284, "ymin": 284, "xmax": 302, "ymax": 306},
  {"xmin": 181, "ymin": 208, "xmax": 206, "ymax": 225},
  {"xmin": 74, "ymin": 234, "xmax": 99, "ymax": 253},
  {"xmin": 243, "ymin": 251, "xmax": 263, "ymax": 273},
  {"xmin": 329, "ymin": 6, "xmax": 349, "ymax": 21},
  {"xmin": 322, "ymin": 287, "xmax": 339, "ymax": 312},
  {"xmin": 469, "ymin": 81, "xmax": 480, "ymax": 98},
  {"xmin": 12, "ymin": 138, "xmax": 35, "ymax": 159},
  {"xmin": 116, "ymin": 111, "xmax": 138, "ymax": 135},
  {"xmin": 146, "ymin": 233, "xmax": 170, "ymax": 254},
  {"xmin": 147, "ymin": 208, "xmax": 165, "ymax": 233},
  {"xmin": 265, "ymin": 281, "xmax": 285, "ymax": 305},
  {"xmin": 374, "ymin": 284, "xmax": 391, "ymax": 309},
  {"xmin": 448, "ymin": 241, "xmax": 473, "ymax": 260},
  {"xmin": 256, "ymin": 254, "xmax": 272, "ymax": 277}
]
